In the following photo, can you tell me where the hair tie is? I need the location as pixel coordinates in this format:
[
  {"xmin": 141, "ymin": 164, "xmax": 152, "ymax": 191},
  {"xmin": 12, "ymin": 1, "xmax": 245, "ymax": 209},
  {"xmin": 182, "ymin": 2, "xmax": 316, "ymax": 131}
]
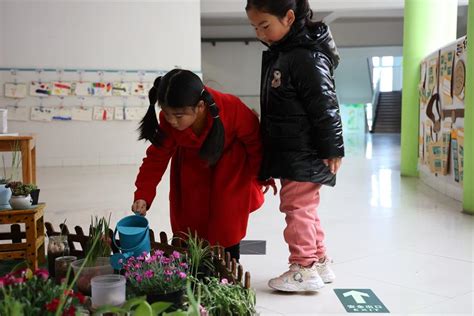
[{"xmin": 209, "ymin": 103, "xmax": 219, "ymax": 119}]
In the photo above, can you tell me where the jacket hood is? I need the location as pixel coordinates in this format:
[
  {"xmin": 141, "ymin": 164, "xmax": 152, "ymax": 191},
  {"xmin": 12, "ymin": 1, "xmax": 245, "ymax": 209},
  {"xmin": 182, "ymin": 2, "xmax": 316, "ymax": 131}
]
[{"xmin": 267, "ymin": 22, "xmax": 340, "ymax": 68}]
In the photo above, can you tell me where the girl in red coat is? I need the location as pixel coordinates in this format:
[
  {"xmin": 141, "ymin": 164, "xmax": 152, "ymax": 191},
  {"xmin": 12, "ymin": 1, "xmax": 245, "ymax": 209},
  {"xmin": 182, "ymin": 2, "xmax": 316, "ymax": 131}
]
[{"xmin": 132, "ymin": 69, "xmax": 273, "ymax": 260}]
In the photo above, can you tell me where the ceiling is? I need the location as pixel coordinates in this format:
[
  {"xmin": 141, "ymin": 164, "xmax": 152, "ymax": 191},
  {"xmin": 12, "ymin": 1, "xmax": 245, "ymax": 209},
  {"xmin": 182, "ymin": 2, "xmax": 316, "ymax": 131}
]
[{"xmin": 201, "ymin": 0, "xmax": 469, "ymax": 47}]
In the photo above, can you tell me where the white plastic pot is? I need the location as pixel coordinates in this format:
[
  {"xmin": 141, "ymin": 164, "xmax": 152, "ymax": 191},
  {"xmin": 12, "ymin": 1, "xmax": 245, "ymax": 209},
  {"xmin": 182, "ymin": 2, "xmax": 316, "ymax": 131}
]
[{"xmin": 91, "ymin": 274, "xmax": 126, "ymax": 308}]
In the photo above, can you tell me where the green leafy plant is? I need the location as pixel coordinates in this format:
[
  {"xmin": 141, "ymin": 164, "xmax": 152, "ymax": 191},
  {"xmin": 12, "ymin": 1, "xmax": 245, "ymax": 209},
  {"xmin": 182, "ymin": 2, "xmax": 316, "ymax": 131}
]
[
  {"xmin": 85, "ymin": 215, "xmax": 112, "ymax": 266},
  {"xmin": 1, "ymin": 140, "xmax": 21, "ymax": 184},
  {"xmin": 6, "ymin": 181, "xmax": 37, "ymax": 196},
  {"xmin": 197, "ymin": 277, "xmax": 256, "ymax": 316},
  {"xmin": 182, "ymin": 231, "xmax": 214, "ymax": 280},
  {"xmin": 0, "ymin": 268, "xmax": 87, "ymax": 316}
]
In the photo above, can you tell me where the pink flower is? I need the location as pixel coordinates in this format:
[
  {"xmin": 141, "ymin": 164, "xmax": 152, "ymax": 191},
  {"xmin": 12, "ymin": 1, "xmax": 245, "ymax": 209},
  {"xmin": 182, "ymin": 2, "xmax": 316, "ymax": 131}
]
[
  {"xmin": 134, "ymin": 263, "xmax": 141, "ymax": 269},
  {"xmin": 144, "ymin": 270, "xmax": 154, "ymax": 279},
  {"xmin": 164, "ymin": 269, "xmax": 173, "ymax": 276},
  {"xmin": 34, "ymin": 269, "xmax": 49, "ymax": 280},
  {"xmin": 160, "ymin": 257, "xmax": 171, "ymax": 265},
  {"xmin": 179, "ymin": 262, "xmax": 188, "ymax": 269},
  {"xmin": 200, "ymin": 305, "xmax": 209, "ymax": 316},
  {"xmin": 118, "ymin": 259, "xmax": 123, "ymax": 264},
  {"xmin": 172, "ymin": 251, "xmax": 181, "ymax": 259},
  {"xmin": 137, "ymin": 255, "xmax": 144, "ymax": 261},
  {"xmin": 178, "ymin": 272, "xmax": 187, "ymax": 279},
  {"xmin": 154, "ymin": 250, "xmax": 164, "ymax": 257},
  {"xmin": 220, "ymin": 278, "xmax": 229, "ymax": 285},
  {"xmin": 136, "ymin": 275, "xmax": 143, "ymax": 283}
]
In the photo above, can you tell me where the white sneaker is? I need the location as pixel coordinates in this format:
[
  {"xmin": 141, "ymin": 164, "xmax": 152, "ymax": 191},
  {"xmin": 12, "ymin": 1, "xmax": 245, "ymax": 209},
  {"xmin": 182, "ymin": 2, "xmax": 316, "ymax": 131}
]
[
  {"xmin": 315, "ymin": 257, "xmax": 336, "ymax": 283},
  {"xmin": 268, "ymin": 263, "xmax": 325, "ymax": 292}
]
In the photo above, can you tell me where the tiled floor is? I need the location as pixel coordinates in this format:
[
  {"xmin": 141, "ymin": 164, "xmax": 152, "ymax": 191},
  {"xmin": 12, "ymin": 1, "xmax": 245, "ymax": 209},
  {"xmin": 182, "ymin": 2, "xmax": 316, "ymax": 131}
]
[{"xmin": 13, "ymin": 133, "xmax": 474, "ymax": 315}]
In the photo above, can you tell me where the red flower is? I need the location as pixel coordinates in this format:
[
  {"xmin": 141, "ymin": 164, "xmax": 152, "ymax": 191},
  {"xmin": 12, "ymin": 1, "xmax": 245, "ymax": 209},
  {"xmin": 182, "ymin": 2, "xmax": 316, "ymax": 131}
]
[
  {"xmin": 45, "ymin": 298, "xmax": 60, "ymax": 312},
  {"xmin": 63, "ymin": 305, "xmax": 76, "ymax": 316},
  {"xmin": 74, "ymin": 291, "xmax": 86, "ymax": 304}
]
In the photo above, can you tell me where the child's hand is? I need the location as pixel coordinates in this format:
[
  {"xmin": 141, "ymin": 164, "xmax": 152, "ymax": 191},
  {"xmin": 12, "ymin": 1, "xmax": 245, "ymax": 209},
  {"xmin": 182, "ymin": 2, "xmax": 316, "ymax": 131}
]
[
  {"xmin": 260, "ymin": 178, "xmax": 278, "ymax": 195},
  {"xmin": 132, "ymin": 199, "xmax": 147, "ymax": 216},
  {"xmin": 323, "ymin": 157, "xmax": 342, "ymax": 174}
]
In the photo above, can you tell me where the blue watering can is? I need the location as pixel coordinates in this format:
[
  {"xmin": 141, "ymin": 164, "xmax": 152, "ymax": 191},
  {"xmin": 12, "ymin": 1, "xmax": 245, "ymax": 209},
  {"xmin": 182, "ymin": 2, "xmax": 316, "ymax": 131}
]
[{"xmin": 110, "ymin": 214, "xmax": 150, "ymax": 270}]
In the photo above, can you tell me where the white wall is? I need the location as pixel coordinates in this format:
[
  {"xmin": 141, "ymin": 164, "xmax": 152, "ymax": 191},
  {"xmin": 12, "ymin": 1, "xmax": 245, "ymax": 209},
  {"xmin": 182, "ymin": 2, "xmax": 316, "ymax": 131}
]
[
  {"xmin": 0, "ymin": 0, "xmax": 201, "ymax": 167},
  {"xmin": 202, "ymin": 42, "xmax": 403, "ymax": 108}
]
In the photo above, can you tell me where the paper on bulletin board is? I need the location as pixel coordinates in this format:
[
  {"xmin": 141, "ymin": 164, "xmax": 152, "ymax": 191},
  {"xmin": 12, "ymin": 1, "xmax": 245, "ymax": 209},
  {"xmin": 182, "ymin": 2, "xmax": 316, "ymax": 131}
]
[
  {"xmin": 439, "ymin": 49, "xmax": 455, "ymax": 106},
  {"xmin": 427, "ymin": 131, "xmax": 450, "ymax": 175},
  {"xmin": 4, "ymin": 83, "xmax": 27, "ymax": 98},
  {"xmin": 31, "ymin": 106, "xmax": 54, "ymax": 122},
  {"xmin": 52, "ymin": 106, "xmax": 72, "ymax": 121},
  {"xmin": 114, "ymin": 106, "xmax": 125, "ymax": 120},
  {"xmin": 51, "ymin": 82, "xmax": 72, "ymax": 96},
  {"xmin": 457, "ymin": 129, "xmax": 464, "ymax": 184},
  {"xmin": 30, "ymin": 82, "xmax": 51, "ymax": 97},
  {"xmin": 112, "ymin": 82, "xmax": 130, "ymax": 96},
  {"xmin": 6, "ymin": 105, "xmax": 29, "ymax": 121},
  {"xmin": 131, "ymin": 82, "xmax": 150, "ymax": 96},
  {"xmin": 125, "ymin": 106, "xmax": 147, "ymax": 121},
  {"xmin": 91, "ymin": 82, "xmax": 112, "ymax": 97},
  {"xmin": 72, "ymin": 82, "xmax": 93, "ymax": 96},
  {"xmin": 71, "ymin": 106, "xmax": 93, "ymax": 121},
  {"xmin": 93, "ymin": 106, "xmax": 114, "ymax": 121}
]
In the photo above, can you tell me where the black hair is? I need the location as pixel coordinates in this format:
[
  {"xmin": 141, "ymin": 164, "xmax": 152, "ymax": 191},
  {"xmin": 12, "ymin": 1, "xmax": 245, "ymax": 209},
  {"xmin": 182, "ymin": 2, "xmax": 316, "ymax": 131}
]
[
  {"xmin": 138, "ymin": 69, "xmax": 225, "ymax": 166},
  {"xmin": 245, "ymin": 0, "xmax": 316, "ymax": 30}
]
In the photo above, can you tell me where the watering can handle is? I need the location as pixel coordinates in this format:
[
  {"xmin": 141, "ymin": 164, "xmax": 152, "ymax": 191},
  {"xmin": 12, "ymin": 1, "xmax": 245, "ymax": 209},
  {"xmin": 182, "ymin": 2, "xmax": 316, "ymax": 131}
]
[
  {"xmin": 113, "ymin": 225, "xmax": 150, "ymax": 255},
  {"xmin": 112, "ymin": 214, "xmax": 143, "ymax": 250}
]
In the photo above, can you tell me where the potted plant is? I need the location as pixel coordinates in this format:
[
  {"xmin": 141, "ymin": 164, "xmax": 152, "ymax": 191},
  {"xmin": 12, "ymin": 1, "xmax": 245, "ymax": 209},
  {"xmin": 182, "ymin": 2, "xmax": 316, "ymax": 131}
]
[
  {"xmin": 0, "ymin": 142, "xmax": 21, "ymax": 209},
  {"xmin": 6, "ymin": 181, "xmax": 36, "ymax": 210},
  {"xmin": 71, "ymin": 215, "xmax": 113, "ymax": 295},
  {"xmin": 197, "ymin": 277, "xmax": 256, "ymax": 316},
  {"xmin": 122, "ymin": 249, "xmax": 189, "ymax": 308},
  {"xmin": 0, "ymin": 268, "xmax": 88, "ymax": 316}
]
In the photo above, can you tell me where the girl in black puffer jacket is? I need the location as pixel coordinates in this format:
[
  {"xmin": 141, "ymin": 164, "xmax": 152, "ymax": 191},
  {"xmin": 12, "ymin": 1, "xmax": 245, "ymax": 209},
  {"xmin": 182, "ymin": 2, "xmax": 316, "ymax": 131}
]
[{"xmin": 246, "ymin": 0, "xmax": 345, "ymax": 292}]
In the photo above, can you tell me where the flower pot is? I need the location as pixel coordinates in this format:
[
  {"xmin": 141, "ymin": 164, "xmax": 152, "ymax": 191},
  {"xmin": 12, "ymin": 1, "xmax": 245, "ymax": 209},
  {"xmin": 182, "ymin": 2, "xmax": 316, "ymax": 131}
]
[
  {"xmin": 30, "ymin": 189, "xmax": 40, "ymax": 205},
  {"xmin": 71, "ymin": 257, "xmax": 114, "ymax": 296},
  {"xmin": 47, "ymin": 235, "xmax": 70, "ymax": 277},
  {"xmin": 55, "ymin": 255, "xmax": 77, "ymax": 284},
  {"xmin": 91, "ymin": 274, "xmax": 126, "ymax": 308},
  {"xmin": 0, "ymin": 184, "xmax": 12, "ymax": 209},
  {"xmin": 146, "ymin": 288, "xmax": 184, "ymax": 309},
  {"xmin": 9, "ymin": 194, "xmax": 32, "ymax": 210}
]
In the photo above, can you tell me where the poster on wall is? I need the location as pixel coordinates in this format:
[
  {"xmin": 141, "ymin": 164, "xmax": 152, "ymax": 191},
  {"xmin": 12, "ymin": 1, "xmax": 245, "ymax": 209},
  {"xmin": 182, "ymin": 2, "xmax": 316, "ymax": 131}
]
[
  {"xmin": 4, "ymin": 83, "xmax": 27, "ymax": 98},
  {"xmin": 30, "ymin": 82, "xmax": 51, "ymax": 97},
  {"xmin": 125, "ymin": 106, "xmax": 147, "ymax": 121},
  {"xmin": 52, "ymin": 106, "xmax": 73, "ymax": 121},
  {"xmin": 131, "ymin": 82, "xmax": 150, "ymax": 96},
  {"xmin": 31, "ymin": 106, "xmax": 54, "ymax": 122},
  {"xmin": 51, "ymin": 82, "xmax": 72, "ymax": 96},
  {"xmin": 114, "ymin": 106, "xmax": 125, "ymax": 120},
  {"xmin": 6, "ymin": 105, "xmax": 29, "ymax": 121},
  {"xmin": 71, "ymin": 106, "xmax": 93, "ymax": 121},
  {"xmin": 419, "ymin": 36, "xmax": 466, "ymax": 188},
  {"xmin": 90, "ymin": 82, "xmax": 113, "ymax": 97},
  {"xmin": 72, "ymin": 82, "xmax": 93, "ymax": 96},
  {"xmin": 93, "ymin": 106, "xmax": 114, "ymax": 121},
  {"xmin": 112, "ymin": 82, "xmax": 130, "ymax": 96},
  {"xmin": 439, "ymin": 48, "xmax": 455, "ymax": 107}
]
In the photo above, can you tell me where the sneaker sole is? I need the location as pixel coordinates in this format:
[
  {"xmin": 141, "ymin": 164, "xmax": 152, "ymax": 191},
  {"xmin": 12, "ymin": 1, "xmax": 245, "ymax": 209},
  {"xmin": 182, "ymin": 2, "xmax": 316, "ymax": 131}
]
[{"xmin": 268, "ymin": 281, "xmax": 325, "ymax": 292}]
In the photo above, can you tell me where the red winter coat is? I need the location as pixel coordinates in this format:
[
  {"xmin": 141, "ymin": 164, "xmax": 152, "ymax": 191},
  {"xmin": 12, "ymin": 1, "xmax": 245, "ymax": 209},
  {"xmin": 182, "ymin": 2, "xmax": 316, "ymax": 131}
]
[{"xmin": 134, "ymin": 88, "xmax": 264, "ymax": 247}]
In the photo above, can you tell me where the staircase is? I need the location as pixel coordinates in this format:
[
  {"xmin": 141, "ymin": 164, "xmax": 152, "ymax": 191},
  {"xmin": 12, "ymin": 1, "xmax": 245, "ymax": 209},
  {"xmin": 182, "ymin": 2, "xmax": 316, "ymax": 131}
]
[{"xmin": 371, "ymin": 91, "xmax": 402, "ymax": 133}]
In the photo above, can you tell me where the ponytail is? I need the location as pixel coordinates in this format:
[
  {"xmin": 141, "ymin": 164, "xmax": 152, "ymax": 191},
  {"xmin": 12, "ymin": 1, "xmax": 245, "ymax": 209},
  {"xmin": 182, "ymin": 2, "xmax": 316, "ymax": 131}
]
[
  {"xmin": 199, "ymin": 89, "xmax": 225, "ymax": 166},
  {"xmin": 246, "ymin": 0, "xmax": 317, "ymax": 29},
  {"xmin": 138, "ymin": 76, "xmax": 165, "ymax": 145}
]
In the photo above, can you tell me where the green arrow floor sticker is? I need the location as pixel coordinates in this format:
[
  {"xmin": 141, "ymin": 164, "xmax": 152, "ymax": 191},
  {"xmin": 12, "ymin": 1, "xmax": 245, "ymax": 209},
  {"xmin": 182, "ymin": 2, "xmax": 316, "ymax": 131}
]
[{"xmin": 334, "ymin": 289, "xmax": 389, "ymax": 313}]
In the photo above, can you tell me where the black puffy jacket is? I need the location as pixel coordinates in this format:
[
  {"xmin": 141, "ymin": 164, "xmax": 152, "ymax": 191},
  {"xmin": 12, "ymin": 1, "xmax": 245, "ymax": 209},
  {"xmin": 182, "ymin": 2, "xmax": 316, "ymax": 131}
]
[{"xmin": 259, "ymin": 22, "xmax": 344, "ymax": 186}]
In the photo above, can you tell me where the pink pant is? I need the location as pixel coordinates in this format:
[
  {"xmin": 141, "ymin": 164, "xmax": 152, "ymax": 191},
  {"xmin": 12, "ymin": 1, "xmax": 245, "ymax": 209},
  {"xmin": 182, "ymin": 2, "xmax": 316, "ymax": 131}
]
[{"xmin": 279, "ymin": 179, "xmax": 326, "ymax": 266}]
